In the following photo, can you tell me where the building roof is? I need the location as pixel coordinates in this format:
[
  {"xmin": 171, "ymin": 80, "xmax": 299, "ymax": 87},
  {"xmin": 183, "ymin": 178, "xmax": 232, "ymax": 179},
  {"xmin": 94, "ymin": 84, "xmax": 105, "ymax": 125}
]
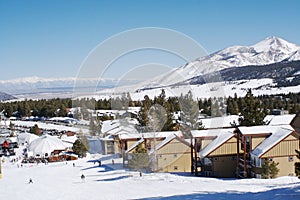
[
  {"xmin": 125, "ymin": 138, "xmax": 144, "ymax": 154},
  {"xmin": 197, "ymin": 128, "xmax": 235, "ymax": 158},
  {"xmin": 191, "ymin": 128, "xmax": 235, "ymax": 138},
  {"xmin": 101, "ymin": 118, "xmax": 140, "ymax": 137},
  {"xmin": 28, "ymin": 135, "xmax": 66, "ymax": 156},
  {"xmin": 118, "ymin": 131, "xmax": 179, "ymax": 140},
  {"xmin": 107, "ymin": 125, "xmax": 138, "ymax": 136},
  {"xmin": 237, "ymin": 125, "xmax": 285, "ymax": 135},
  {"xmin": 264, "ymin": 114, "xmax": 296, "ymax": 126},
  {"xmin": 199, "ymin": 115, "xmax": 239, "ymax": 129},
  {"xmin": 148, "ymin": 132, "xmax": 186, "ymax": 155},
  {"xmin": 251, "ymin": 126, "xmax": 294, "ymax": 158}
]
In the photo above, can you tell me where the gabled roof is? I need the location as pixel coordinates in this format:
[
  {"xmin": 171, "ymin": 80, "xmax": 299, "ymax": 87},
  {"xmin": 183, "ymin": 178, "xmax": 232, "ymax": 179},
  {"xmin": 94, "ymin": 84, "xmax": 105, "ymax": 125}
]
[
  {"xmin": 196, "ymin": 128, "xmax": 235, "ymax": 158},
  {"xmin": 251, "ymin": 126, "xmax": 294, "ymax": 158},
  {"xmin": 148, "ymin": 132, "xmax": 187, "ymax": 155},
  {"xmin": 237, "ymin": 125, "xmax": 280, "ymax": 135},
  {"xmin": 125, "ymin": 138, "xmax": 144, "ymax": 154},
  {"xmin": 118, "ymin": 131, "xmax": 179, "ymax": 140},
  {"xmin": 191, "ymin": 128, "xmax": 234, "ymax": 138},
  {"xmin": 264, "ymin": 114, "xmax": 296, "ymax": 126},
  {"xmin": 107, "ymin": 125, "xmax": 138, "ymax": 136},
  {"xmin": 199, "ymin": 115, "xmax": 239, "ymax": 129}
]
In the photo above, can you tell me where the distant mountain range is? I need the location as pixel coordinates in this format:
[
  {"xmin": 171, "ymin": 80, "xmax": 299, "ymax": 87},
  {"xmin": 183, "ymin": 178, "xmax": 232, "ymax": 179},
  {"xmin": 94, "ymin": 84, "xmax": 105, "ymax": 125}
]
[
  {"xmin": 1, "ymin": 36, "xmax": 300, "ymax": 100},
  {"xmin": 143, "ymin": 36, "xmax": 300, "ymax": 88},
  {"xmin": 185, "ymin": 61, "xmax": 300, "ymax": 86},
  {"xmin": 0, "ymin": 92, "xmax": 16, "ymax": 101},
  {"xmin": 0, "ymin": 76, "xmax": 139, "ymax": 99}
]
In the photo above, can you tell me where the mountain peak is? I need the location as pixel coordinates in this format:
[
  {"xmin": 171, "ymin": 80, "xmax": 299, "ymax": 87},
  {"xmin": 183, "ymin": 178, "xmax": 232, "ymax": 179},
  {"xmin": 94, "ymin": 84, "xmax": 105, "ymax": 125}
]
[
  {"xmin": 149, "ymin": 36, "xmax": 300, "ymax": 86},
  {"xmin": 252, "ymin": 36, "xmax": 299, "ymax": 52}
]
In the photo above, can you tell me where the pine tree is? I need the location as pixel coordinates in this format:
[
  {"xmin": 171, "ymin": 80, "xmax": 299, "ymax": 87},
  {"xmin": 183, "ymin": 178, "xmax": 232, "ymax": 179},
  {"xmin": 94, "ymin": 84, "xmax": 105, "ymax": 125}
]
[
  {"xmin": 138, "ymin": 95, "xmax": 153, "ymax": 130},
  {"xmin": 128, "ymin": 144, "xmax": 149, "ymax": 176},
  {"xmin": 148, "ymin": 104, "xmax": 166, "ymax": 132},
  {"xmin": 29, "ymin": 124, "xmax": 42, "ymax": 136},
  {"xmin": 239, "ymin": 89, "xmax": 265, "ymax": 126},
  {"xmin": 179, "ymin": 91, "xmax": 203, "ymax": 138},
  {"xmin": 269, "ymin": 160, "xmax": 279, "ymax": 178},
  {"xmin": 9, "ymin": 122, "xmax": 15, "ymax": 137},
  {"xmin": 261, "ymin": 159, "xmax": 279, "ymax": 179},
  {"xmin": 89, "ymin": 118, "xmax": 97, "ymax": 136},
  {"xmin": 72, "ymin": 138, "xmax": 89, "ymax": 158}
]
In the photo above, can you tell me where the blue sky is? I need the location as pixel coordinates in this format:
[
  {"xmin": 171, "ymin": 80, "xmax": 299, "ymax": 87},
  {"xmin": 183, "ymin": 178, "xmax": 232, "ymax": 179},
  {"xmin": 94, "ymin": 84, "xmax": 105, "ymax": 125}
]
[{"xmin": 1, "ymin": 0, "xmax": 300, "ymax": 80}]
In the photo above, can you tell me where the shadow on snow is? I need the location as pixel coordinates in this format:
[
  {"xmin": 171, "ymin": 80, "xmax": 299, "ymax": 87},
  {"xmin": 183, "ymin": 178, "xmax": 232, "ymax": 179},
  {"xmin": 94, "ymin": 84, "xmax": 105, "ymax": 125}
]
[
  {"xmin": 96, "ymin": 175, "xmax": 131, "ymax": 182},
  {"xmin": 136, "ymin": 184, "xmax": 300, "ymax": 200}
]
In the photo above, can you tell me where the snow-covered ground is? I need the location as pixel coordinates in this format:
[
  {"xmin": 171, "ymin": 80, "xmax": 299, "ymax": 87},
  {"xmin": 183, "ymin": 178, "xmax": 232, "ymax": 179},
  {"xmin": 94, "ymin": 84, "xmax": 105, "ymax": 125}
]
[
  {"xmin": 92, "ymin": 78, "xmax": 300, "ymax": 101},
  {"xmin": 2, "ymin": 120, "xmax": 89, "ymax": 135},
  {"xmin": 1, "ymin": 152, "xmax": 299, "ymax": 200}
]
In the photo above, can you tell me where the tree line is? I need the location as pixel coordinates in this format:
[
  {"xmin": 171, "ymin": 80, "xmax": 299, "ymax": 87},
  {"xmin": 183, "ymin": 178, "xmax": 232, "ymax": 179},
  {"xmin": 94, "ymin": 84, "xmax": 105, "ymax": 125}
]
[{"xmin": 1, "ymin": 91, "xmax": 300, "ymax": 121}]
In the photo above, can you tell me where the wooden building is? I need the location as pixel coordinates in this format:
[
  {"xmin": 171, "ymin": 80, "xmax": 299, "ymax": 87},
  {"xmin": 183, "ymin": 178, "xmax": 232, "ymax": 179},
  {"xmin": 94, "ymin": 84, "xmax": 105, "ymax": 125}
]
[
  {"xmin": 148, "ymin": 133, "xmax": 191, "ymax": 173},
  {"xmin": 191, "ymin": 128, "xmax": 237, "ymax": 178},
  {"xmin": 236, "ymin": 125, "xmax": 300, "ymax": 178}
]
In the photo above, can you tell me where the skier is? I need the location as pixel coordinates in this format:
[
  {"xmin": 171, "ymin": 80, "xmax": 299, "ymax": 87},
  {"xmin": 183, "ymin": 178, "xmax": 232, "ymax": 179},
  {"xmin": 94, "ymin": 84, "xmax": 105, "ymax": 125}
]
[
  {"xmin": 29, "ymin": 178, "xmax": 33, "ymax": 184},
  {"xmin": 81, "ymin": 174, "xmax": 85, "ymax": 182}
]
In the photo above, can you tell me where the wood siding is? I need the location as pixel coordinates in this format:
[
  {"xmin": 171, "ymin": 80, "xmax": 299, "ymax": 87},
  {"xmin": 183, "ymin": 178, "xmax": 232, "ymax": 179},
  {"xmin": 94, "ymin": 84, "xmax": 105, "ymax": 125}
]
[
  {"xmin": 209, "ymin": 137, "xmax": 237, "ymax": 156},
  {"xmin": 251, "ymin": 137, "xmax": 266, "ymax": 150},
  {"xmin": 201, "ymin": 139, "xmax": 214, "ymax": 149},
  {"xmin": 157, "ymin": 139, "xmax": 191, "ymax": 173},
  {"xmin": 270, "ymin": 156, "xmax": 299, "ymax": 177},
  {"xmin": 263, "ymin": 135, "xmax": 299, "ymax": 158}
]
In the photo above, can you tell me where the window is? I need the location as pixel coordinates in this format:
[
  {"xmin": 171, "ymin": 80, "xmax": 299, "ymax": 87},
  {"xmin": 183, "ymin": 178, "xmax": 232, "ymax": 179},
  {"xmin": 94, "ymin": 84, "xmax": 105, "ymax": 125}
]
[
  {"xmin": 256, "ymin": 158, "xmax": 262, "ymax": 168},
  {"xmin": 204, "ymin": 158, "xmax": 212, "ymax": 166},
  {"xmin": 174, "ymin": 166, "xmax": 178, "ymax": 170},
  {"xmin": 214, "ymin": 157, "xmax": 219, "ymax": 161},
  {"xmin": 256, "ymin": 174, "xmax": 262, "ymax": 179},
  {"xmin": 269, "ymin": 158, "xmax": 273, "ymax": 162},
  {"xmin": 288, "ymin": 156, "xmax": 294, "ymax": 162}
]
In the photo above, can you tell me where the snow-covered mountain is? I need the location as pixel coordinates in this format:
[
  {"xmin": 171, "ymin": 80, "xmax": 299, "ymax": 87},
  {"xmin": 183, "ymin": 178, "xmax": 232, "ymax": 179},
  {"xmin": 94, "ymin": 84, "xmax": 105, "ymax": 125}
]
[
  {"xmin": 146, "ymin": 36, "xmax": 300, "ymax": 87},
  {"xmin": 2, "ymin": 36, "xmax": 300, "ymax": 100},
  {"xmin": 0, "ymin": 92, "xmax": 16, "ymax": 101},
  {"xmin": 0, "ymin": 76, "xmax": 138, "ymax": 97}
]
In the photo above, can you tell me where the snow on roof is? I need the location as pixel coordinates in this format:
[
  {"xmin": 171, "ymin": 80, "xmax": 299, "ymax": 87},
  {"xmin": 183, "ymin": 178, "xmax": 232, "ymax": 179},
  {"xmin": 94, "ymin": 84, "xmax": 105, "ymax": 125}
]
[
  {"xmin": 118, "ymin": 131, "xmax": 178, "ymax": 140},
  {"xmin": 264, "ymin": 114, "xmax": 295, "ymax": 126},
  {"xmin": 101, "ymin": 118, "xmax": 139, "ymax": 133},
  {"xmin": 28, "ymin": 135, "xmax": 66, "ymax": 156},
  {"xmin": 25, "ymin": 133, "xmax": 39, "ymax": 144},
  {"xmin": 191, "ymin": 128, "xmax": 235, "ymax": 138},
  {"xmin": 199, "ymin": 115, "xmax": 239, "ymax": 129},
  {"xmin": 12, "ymin": 120, "xmax": 88, "ymax": 134},
  {"xmin": 60, "ymin": 135, "xmax": 78, "ymax": 144},
  {"xmin": 101, "ymin": 120, "xmax": 121, "ymax": 133},
  {"xmin": 238, "ymin": 125, "xmax": 278, "ymax": 135},
  {"xmin": 127, "ymin": 107, "xmax": 141, "ymax": 115},
  {"xmin": 108, "ymin": 125, "xmax": 139, "ymax": 136},
  {"xmin": 251, "ymin": 126, "xmax": 294, "ymax": 158},
  {"xmin": 49, "ymin": 117, "xmax": 79, "ymax": 124},
  {"xmin": 197, "ymin": 128, "xmax": 235, "ymax": 158},
  {"xmin": 102, "ymin": 134, "xmax": 114, "ymax": 141},
  {"xmin": 125, "ymin": 138, "xmax": 144, "ymax": 154}
]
